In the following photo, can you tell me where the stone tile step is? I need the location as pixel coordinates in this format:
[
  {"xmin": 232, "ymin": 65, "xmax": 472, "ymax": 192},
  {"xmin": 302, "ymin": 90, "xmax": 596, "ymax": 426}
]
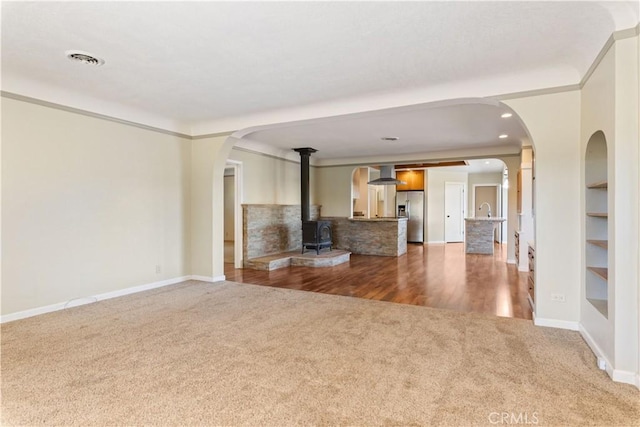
[
  {"xmin": 245, "ymin": 249, "xmax": 351, "ymax": 271},
  {"xmin": 290, "ymin": 250, "xmax": 351, "ymax": 267}
]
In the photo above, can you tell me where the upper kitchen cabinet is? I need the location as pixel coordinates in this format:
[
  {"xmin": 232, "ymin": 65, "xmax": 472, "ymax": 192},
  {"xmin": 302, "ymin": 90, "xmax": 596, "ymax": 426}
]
[{"xmin": 396, "ymin": 170, "xmax": 424, "ymax": 191}]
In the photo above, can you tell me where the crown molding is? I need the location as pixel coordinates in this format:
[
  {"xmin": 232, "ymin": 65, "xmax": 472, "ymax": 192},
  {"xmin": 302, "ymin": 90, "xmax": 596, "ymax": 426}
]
[
  {"xmin": 1, "ymin": 91, "xmax": 192, "ymax": 139},
  {"xmin": 579, "ymin": 23, "xmax": 639, "ymax": 90}
]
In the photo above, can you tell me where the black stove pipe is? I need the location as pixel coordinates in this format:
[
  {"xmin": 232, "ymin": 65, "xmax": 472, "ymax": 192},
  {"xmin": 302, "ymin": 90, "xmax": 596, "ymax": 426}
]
[{"xmin": 293, "ymin": 147, "xmax": 317, "ymax": 222}]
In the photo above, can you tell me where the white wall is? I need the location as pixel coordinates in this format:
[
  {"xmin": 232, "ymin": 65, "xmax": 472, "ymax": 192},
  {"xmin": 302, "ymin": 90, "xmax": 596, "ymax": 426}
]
[
  {"xmin": 314, "ymin": 165, "xmax": 354, "ymax": 217},
  {"xmin": 227, "ymin": 147, "xmax": 308, "ymax": 205},
  {"xmin": 426, "ymin": 169, "xmax": 468, "ymax": 243},
  {"xmin": 190, "ymin": 135, "xmax": 230, "ymax": 280},
  {"xmin": 580, "ymin": 38, "xmax": 616, "ymax": 364},
  {"xmin": 578, "ymin": 34, "xmax": 639, "ymax": 381},
  {"xmin": 611, "ymin": 36, "xmax": 638, "ymax": 381},
  {"xmin": 467, "ymin": 172, "xmax": 502, "ymax": 217},
  {"xmin": 504, "ymin": 91, "xmax": 582, "ymax": 326},
  {"xmin": 2, "ymin": 97, "xmax": 191, "ymax": 316}
]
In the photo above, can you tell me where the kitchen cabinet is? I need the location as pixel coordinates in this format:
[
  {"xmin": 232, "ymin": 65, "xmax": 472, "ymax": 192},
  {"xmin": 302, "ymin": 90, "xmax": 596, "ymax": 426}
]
[{"xmin": 396, "ymin": 170, "xmax": 424, "ymax": 191}]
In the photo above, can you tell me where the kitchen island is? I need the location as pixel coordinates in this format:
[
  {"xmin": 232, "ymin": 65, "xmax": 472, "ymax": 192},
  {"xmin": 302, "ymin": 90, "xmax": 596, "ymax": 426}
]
[
  {"xmin": 464, "ymin": 217, "xmax": 506, "ymax": 254},
  {"xmin": 322, "ymin": 217, "xmax": 408, "ymax": 256}
]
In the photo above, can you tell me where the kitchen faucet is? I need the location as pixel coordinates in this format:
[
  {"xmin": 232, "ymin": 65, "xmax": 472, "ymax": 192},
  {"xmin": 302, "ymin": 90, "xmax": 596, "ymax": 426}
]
[{"xmin": 479, "ymin": 202, "xmax": 492, "ymax": 217}]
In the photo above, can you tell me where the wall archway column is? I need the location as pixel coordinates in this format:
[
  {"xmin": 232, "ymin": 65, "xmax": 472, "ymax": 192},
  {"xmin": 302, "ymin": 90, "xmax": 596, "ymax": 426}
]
[
  {"xmin": 504, "ymin": 90, "xmax": 583, "ymax": 327},
  {"xmin": 190, "ymin": 134, "xmax": 237, "ymax": 281}
]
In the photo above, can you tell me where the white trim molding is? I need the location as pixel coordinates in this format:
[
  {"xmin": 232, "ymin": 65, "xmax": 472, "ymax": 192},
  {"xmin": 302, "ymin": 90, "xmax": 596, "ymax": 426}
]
[
  {"xmin": 191, "ymin": 275, "xmax": 226, "ymax": 283},
  {"xmin": 533, "ymin": 317, "xmax": 580, "ymax": 331},
  {"xmin": 579, "ymin": 324, "xmax": 612, "ymax": 375},
  {"xmin": 611, "ymin": 369, "xmax": 640, "ymax": 388},
  {"xmin": 0, "ymin": 276, "xmax": 191, "ymax": 324},
  {"xmin": 579, "ymin": 324, "xmax": 640, "ymax": 388},
  {"xmin": 0, "ymin": 274, "xmax": 229, "ymax": 324}
]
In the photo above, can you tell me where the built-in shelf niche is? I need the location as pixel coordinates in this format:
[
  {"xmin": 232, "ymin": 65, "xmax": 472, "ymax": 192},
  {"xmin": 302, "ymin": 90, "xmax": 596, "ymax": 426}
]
[
  {"xmin": 587, "ymin": 239, "xmax": 608, "ymax": 249},
  {"xmin": 584, "ymin": 131, "xmax": 608, "ymax": 318}
]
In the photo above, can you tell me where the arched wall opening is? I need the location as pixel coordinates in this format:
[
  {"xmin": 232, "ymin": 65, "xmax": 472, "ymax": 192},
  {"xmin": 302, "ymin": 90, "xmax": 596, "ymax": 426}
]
[{"xmin": 210, "ymin": 97, "xmax": 537, "ymax": 317}]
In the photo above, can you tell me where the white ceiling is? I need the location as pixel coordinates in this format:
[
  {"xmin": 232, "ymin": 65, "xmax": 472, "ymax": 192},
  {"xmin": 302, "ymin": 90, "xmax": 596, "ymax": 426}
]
[
  {"xmin": 241, "ymin": 98, "xmax": 526, "ymax": 160},
  {"xmin": 2, "ymin": 1, "xmax": 638, "ymax": 161},
  {"xmin": 441, "ymin": 158, "xmax": 506, "ymax": 174}
]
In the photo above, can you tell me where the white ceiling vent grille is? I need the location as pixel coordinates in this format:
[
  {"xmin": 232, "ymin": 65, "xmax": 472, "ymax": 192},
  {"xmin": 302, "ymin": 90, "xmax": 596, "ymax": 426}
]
[{"xmin": 66, "ymin": 51, "xmax": 104, "ymax": 66}]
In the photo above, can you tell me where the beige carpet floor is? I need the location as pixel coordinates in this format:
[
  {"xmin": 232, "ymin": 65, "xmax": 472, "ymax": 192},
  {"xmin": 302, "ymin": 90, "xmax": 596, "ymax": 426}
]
[{"xmin": 1, "ymin": 280, "xmax": 638, "ymax": 426}]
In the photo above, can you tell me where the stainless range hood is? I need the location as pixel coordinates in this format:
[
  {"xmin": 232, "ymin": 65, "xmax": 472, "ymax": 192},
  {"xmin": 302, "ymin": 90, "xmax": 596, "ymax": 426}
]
[{"xmin": 367, "ymin": 165, "xmax": 406, "ymax": 186}]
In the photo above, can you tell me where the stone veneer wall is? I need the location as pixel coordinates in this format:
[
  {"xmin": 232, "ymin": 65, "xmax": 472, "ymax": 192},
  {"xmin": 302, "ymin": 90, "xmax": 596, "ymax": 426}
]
[
  {"xmin": 464, "ymin": 220, "xmax": 495, "ymax": 254},
  {"xmin": 243, "ymin": 204, "xmax": 320, "ymax": 262},
  {"xmin": 322, "ymin": 217, "xmax": 407, "ymax": 257}
]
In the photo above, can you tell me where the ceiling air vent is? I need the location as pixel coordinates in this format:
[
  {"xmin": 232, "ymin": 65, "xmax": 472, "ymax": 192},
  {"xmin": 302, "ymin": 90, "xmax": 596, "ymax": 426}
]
[{"xmin": 66, "ymin": 50, "xmax": 104, "ymax": 66}]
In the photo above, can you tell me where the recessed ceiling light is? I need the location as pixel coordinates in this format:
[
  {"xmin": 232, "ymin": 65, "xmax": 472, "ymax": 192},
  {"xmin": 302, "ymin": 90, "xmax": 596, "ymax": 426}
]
[
  {"xmin": 381, "ymin": 137, "xmax": 399, "ymax": 141},
  {"xmin": 499, "ymin": 134, "xmax": 508, "ymax": 139},
  {"xmin": 485, "ymin": 161, "xmax": 490, "ymax": 164},
  {"xmin": 66, "ymin": 50, "xmax": 104, "ymax": 66},
  {"xmin": 501, "ymin": 113, "xmax": 513, "ymax": 118}
]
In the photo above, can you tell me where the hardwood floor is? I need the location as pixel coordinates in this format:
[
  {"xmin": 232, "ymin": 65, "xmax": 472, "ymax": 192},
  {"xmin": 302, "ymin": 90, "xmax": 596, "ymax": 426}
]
[{"xmin": 224, "ymin": 242, "xmax": 533, "ymax": 320}]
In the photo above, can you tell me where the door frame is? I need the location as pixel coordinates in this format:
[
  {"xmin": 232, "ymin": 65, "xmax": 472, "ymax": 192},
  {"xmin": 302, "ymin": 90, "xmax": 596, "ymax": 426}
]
[
  {"xmin": 225, "ymin": 159, "xmax": 243, "ymax": 268},
  {"xmin": 444, "ymin": 182, "xmax": 466, "ymax": 243}
]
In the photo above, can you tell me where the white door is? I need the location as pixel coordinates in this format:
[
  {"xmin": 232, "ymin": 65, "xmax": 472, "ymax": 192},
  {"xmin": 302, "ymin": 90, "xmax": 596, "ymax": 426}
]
[{"xmin": 445, "ymin": 182, "xmax": 465, "ymax": 242}]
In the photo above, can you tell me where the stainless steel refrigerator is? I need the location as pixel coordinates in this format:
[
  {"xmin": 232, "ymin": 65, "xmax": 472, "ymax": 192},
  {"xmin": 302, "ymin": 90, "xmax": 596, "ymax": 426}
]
[{"xmin": 396, "ymin": 191, "xmax": 424, "ymax": 243}]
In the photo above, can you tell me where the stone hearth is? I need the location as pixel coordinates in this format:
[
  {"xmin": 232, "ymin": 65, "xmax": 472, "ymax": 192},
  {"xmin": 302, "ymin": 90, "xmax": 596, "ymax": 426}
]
[{"xmin": 244, "ymin": 250, "xmax": 351, "ymax": 271}]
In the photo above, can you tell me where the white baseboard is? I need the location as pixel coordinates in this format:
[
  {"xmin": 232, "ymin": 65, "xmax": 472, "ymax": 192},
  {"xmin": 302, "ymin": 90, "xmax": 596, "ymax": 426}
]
[
  {"xmin": 580, "ymin": 324, "xmax": 640, "ymax": 388},
  {"xmin": 612, "ymin": 369, "xmax": 640, "ymax": 387},
  {"xmin": 93, "ymin": 276, "xmax": 191, "ymax": 302},
  {"xmin": 533, "ymin": 317, "xmax": 580, "ymax": 331},
  {"xmin": 0, "ymin": 274, "xmax": 223, "ymax": 324},
  {"xmin": 426, "ymin": 241, "xmax": 446, "ymax": 244},
  {"xmin": 0, "ymin": 301, "xmax": 70, "ymax": 324},
  {"xmin": 506, "ymin": 259, "xmax": 516, "ymax": 264},
  {"xmin": 191, "ymin": 275, "xmax": 225, "ymax": 282},
  {"xmin": 579, "ymin": 324, "xmax": 616, "ymax": 379}
]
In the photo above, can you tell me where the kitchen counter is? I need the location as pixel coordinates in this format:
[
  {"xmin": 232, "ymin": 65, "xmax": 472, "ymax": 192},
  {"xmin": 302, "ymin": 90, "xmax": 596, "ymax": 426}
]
[
  {"xmin": 349, "ymin": 217, "xmax": 408, "ymax": 222},
  {"xmin": 323, "ymin": 216, "xmax": 407, "ymax": 256},
  {"xmin": 464, "ymin": 217, "xmax": 506, "ymax": 254}
]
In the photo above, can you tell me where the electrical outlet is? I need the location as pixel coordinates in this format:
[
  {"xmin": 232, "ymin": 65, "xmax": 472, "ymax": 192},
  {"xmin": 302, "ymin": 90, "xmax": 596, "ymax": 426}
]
[
  {"xmin": 551, "ymin": 293, "xmax": 565, "ymax": 302},
  {"xmin": 155, "ymin": 264, "xmax": 162, "ymax": 274}
]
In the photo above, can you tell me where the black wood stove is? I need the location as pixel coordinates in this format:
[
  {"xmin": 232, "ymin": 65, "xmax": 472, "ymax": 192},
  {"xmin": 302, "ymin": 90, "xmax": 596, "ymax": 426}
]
[
  {"xmin": 294, "ymin": 147, "xmax": 332, "ymax": 255},
  {"xmin": 302, "ymin": 220, "xmax": 332, "ymax": 255}
]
